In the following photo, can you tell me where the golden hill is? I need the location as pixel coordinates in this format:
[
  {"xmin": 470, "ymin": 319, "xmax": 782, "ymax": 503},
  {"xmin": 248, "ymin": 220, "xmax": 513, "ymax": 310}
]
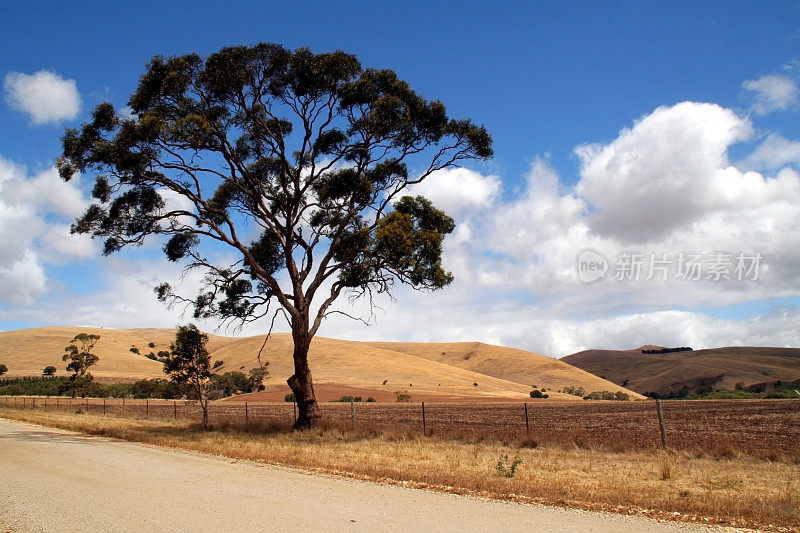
[
  {"xmin": 364, "ymin": 341, "xmax": 640, "ymax": 398},
  {"xmin": 0, "ymin": 327, "xmax": 640, "ymax": 401}
]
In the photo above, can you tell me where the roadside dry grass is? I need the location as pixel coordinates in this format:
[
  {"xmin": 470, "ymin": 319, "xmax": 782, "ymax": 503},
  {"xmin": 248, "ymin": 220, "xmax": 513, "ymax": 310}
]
[{"xmin": 2, "ymin": 406, "xmax": 798, "ymax": 532}]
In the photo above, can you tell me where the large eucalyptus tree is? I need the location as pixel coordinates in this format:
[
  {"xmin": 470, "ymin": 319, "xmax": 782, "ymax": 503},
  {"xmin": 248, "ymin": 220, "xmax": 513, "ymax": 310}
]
[{"xmin": 59, "ymin": 43, "xmax": 492, "ymax": 427}]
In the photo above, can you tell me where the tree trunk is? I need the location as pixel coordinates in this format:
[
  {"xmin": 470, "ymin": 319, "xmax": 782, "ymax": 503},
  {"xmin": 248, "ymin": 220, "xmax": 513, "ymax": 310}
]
[
  {"xmin": 287, "ymin": 327, "xmax": 319, "ymax": 428},
  {"xmin": 201, "ymin": 398, "xmax": 209, "ymax": 429}
]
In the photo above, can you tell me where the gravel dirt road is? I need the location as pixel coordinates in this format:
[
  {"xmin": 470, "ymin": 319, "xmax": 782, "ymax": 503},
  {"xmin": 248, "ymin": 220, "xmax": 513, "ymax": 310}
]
[{"xmin": 0, "ymin": 418, "xmax": 730, "ymax": 532}]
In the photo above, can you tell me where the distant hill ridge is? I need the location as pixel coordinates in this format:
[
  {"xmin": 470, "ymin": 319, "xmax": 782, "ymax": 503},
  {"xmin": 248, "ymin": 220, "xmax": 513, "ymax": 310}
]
[
  {"xmin": 562, "ymin": 345, "xmax": 800, "ymax": 396},
  {"xmin": 0, "ymin": 327, "xmax": 642, "ymax": 401}
]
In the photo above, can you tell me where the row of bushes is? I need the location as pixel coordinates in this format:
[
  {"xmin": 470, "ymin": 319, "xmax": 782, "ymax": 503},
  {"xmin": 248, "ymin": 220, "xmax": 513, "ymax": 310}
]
[
  {"xmin": 0, "ymin": 376, "xmax": 188, "ymax": 399},
  {"xmin": 529, "ymin": 387, "xmax": 630, "ymax": 401},
  {"xmin": 0, "ymin": 373, "xmax": 268, "ymax": 400},
  {"xmin": 283, "ymin": 393, "xmax": 379, "ymax": 403},
  {"xmin": 583, "ymin": 390, "xmax": 630, "ymax": 401},
  {"xmin": 645, "ymin": 379, "xmax": 800, "ymax": 400},
  {"xmin": 334, "ymin": 395, "xmax": 376, "ymax": 403},
  {"xmin": 641, "ymin": 347, "xmax": 693, "ymax": 354}
]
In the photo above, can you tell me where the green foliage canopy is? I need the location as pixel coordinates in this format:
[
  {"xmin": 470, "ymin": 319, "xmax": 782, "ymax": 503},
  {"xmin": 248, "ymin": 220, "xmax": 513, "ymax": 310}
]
[
  {"xmin": 62, "ymin": 333, "xmax": 100, "ymax": 397},
  {"xmin": 58, "ymin": 42, "xmax": 491, "ymax": 334}
]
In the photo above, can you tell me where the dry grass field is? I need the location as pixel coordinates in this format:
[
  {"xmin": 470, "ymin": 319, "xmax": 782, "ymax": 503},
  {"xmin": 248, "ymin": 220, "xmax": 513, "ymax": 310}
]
[
  {"xmin": 1, "ymin": 405, "xmax": 798, "ymax": 531},
  {"xmin": 0, "ymin": 327, "xmax": 641, "ymax": 400}
]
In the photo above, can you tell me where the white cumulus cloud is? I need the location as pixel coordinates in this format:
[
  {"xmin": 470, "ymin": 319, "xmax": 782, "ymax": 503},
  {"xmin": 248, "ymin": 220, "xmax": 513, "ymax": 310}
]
[
  {"xmin": 0, "ymin": 155, "xmax": 94, "ymax": 305},
  {"xmin": 407, "ymin": 167, "xmax": 501, "ymax": 219},
  {"xmin": 743, "ymin": 74, "xmax": 799, "ymax": 115},
  {"xmin": 740, "ymin": 133, "xmax": 800, "ymax": 171},
  {"xmin": 575, "ymin": 102, "xmax": 753, "ymax": 242},
  {"xmin": 4, "ymin": 70, "xmax": 82, "ymax": 124}
]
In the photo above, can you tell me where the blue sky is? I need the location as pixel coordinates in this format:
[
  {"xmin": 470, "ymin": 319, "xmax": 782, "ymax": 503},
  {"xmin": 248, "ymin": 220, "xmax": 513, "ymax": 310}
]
[{"xmin": 1, "ymin": 1, "xmax": 800, "ymax": 356}]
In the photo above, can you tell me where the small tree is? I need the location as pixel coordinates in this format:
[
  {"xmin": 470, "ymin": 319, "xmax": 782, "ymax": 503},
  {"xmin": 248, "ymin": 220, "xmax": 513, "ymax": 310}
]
[
  {"xmin": 162, "ymin": 324, "xmax": 212, "ymax": 428},
  {"xmin": 42, "ymin": 366, "xmax": 57, "ymax": 376},
  {"xmin": 62, "ymin": 333, "xmax": 100, "ymax": 398},
  {"xmin": 0, "ymin": 364, "xmax": 7, "ymax": 375},
  {"xmin": 248, "ymin": 365, "xmax": 269, "ymax": 392}
]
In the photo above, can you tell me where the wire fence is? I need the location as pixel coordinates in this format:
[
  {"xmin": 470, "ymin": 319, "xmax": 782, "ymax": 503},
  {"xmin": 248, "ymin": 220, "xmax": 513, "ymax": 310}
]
[{"xmin": 2, "ymin": 395, "xmax": 798, "ymax": 457}]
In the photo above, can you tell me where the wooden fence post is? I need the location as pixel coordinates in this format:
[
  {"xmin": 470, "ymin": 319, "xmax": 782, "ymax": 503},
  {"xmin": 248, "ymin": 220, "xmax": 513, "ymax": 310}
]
[
  {"xmin": 146, "ymin": 399, "xmax": 149, "ymax": 418},
  {"xmin": 103, "ymin": 398, "xmax": 107, "ymax": 416},
  {"xmin": 656, "ymin": 399, "xmax": 668, "ymax": 449},
  {"xmin": 421, "ymin": 402, "xmax": 427, "ymax": 436},
  {"xmin": 122, "ymin": 397, "xmax": 125, "ymax": 417},
  {"xmin": 245, "ymin": 401, "xmax": 248, "ymax": 425},
  {"xmin": 524, "ymin": 402, "xmax": 530, "ymax": 437},
  {"xmin": 350, "ymin": 399, "xmax": 355, "ymax": 425},
  {"xmin": 174, "ymin": 400, "xmax": 177, "ymax": 419}
]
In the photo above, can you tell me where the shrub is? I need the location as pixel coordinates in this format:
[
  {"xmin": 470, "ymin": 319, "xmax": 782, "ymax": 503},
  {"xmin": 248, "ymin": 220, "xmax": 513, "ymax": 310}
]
[
  {"xmin": 495, "ymin": 453, "xmax": 522, "ymax": 478},
  {"xmin": 0, "ymin": 364, "xmax": 7, "ymax": 375},
  {"xmin": 561, "ymin": 385, "xmax": 585, "ymax": 397},
  {"xmin": 213, "ymin": 360, "xmax": 224, "ymax": 369},
  {"xmin": 366, "ymin": 397, "xmax": 375, "ymax": 402},
  {"xmin": 208, "ymin": 371, "xmax": 249, "ymax": 396},
  {"xmin": 530, "ymin": 389, "xmax": 544, "ymax": 398},
  {"xmin": 395, "ymin": 390, "xmax": 411, "ymax": 402},
  {"xmin": 42, "ymin": 366, "xmax": 57, "ymax": 376},
  {"xmin": 145, "ymin": 352, "xmax": 158, "ymax": 361},
  {"xmin": 284, "ymin": 392, "xmax": 296, "ymax": 402},
  {"xmin": 129, "ymin": 346, "xmax": 139, "ymax": 354},
  {"xmin": 147, "ymin": 342, "xmax": 156, "ymax": 348},
  {"xmin": 337, "ymin": 395, "xmax": 363, "ymax": 402}
]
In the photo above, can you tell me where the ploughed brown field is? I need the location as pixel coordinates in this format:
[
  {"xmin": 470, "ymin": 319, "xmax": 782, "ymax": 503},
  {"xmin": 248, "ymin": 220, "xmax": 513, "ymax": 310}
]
[{"xmin": 9, "ymin": 396, "xmax": 798, "ymax": 458}]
